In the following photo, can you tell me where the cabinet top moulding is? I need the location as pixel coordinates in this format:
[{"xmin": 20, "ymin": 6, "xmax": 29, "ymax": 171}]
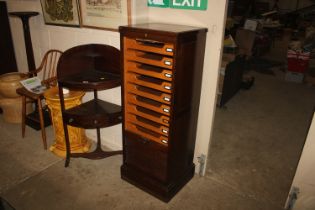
[{"xmin": 119, "ymin": 23, "xmax": 208, "ymax": 39}]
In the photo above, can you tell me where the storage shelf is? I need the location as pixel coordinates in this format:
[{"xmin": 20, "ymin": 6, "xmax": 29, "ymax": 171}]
[
  {"xmin": 58, "ymin": 70, "xmax": 121, "ymax": 90},
  {"xmin": 57, "ymin": 44, "xmax": 122, "ymax": 167},
  {"xmin": 63, "ymin": 99, "xmax": 122, "ymax": 129}
]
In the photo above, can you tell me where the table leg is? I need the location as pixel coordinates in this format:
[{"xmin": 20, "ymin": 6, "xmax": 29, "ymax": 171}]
[
  {"xmin": 37, "ymin": 98, "xmax": 47, "ymax": 150},
  {"xmin": 21, "ymin": 95, "xmax": 26, "ymax": 138}
]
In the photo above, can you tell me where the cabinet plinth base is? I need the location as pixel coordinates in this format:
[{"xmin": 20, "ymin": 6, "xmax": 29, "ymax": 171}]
[{"xmin": 121, "ymin": 164, "xmax": 195, "ymax": 202}]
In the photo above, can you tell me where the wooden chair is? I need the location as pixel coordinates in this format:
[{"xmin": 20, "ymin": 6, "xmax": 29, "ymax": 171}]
[{"xmin": 16, "ymin": 49, "xmax": 63, "ymax": 149}]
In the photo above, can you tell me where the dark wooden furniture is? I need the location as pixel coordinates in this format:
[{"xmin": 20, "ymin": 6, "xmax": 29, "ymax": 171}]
[
  {"xmin": 57, "ymin": 44, "xmax": 122, "ymax": 167},
  {"xmin": 16, "ymin": 50, "xmax": 62, "ymax": 150},
  {"xmin": 218, "ymin": 55, "xmax": 245, "ymax": 107},
  {"xmin": 0, "ymin": 1, "xmax": 17, "ymax": 75},
  {"xmin": 9, "ymin": 11, "xmax": 39, "ymax": 71},
  {"xmin": 120, "ymin": 23, "xmax": 207, "ymax": 202}
]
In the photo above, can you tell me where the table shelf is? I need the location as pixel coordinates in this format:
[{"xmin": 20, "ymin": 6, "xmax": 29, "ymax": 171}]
[
  {"xmin": 63, "ymin": 99, "xmax": 122, "ymax": 129},
  {"xmin": 58, "ymin": 70, "xmax": 120, "ymax": 90}
]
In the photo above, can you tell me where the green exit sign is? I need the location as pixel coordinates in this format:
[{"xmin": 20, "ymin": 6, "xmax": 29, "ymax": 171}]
[
  {"xmin": 148, "ymin": 0, "xmax": 170, "ymax": 8},
  {"xmin": 148, "ymin": 0, "xmax": 208, "ymax": 10},
  {"xmin": 170, "ymin": 0, "xmax": 207, "ymax": 10}
]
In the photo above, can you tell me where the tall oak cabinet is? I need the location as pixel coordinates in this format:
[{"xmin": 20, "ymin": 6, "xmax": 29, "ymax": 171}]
[{"xmin": 120, "ymin": 23, "xmax": 207, "ymax": 202}]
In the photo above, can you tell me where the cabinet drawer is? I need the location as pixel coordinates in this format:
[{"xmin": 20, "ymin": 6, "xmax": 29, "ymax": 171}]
[
  {"xmin": 62, "ymin": 99, "xmax": 122, "ymax": 129},
  {"xmin": 125, "ymin": 37, "xmax": 174, "ymax": 56},
  {"xmin": 126, "ymin": 93, "xmax": 171, "ymax": 116},
  {"xmin": 126, "ymin": 50, "xmax": 173, "ymax": 70},
  {"xmin": 63, "ymin": 112, "xmax": 122, "ymax": 129},
  {"xmin": 126, "ymin": 62, "xmax": 172, "ymax": 81},
  {"xmin": 124, "ymin": 131, "xmax": 168, "ymax": 181},
  {"xmin": 125, "ymin": 104, "xmax": 170, "ymax": 126},
  {"xmin": 126, "ymin": 114, "xmax": 169, "ymax": 136},
  {"xmin": 126, "ymin": 83, "xmax": 171, "ymax": 105},
  {"xmin": 126, "ymin": 123, "xmax": 169, "ymax": 146},
  {"xmin": 126, "ymin": 73, "xmax": 172, "ymax": 93}
]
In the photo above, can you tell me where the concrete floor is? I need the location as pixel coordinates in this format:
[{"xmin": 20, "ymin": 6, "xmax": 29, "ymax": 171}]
[
  {"xmin": 208, "ymin": 70, "xmax": 315, "ymax": 210},
  {"xmin": 0, "ymin": 71, "xmax": 315, "ymax": 210}
]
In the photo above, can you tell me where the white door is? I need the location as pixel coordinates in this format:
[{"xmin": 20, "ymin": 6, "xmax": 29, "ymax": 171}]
[{"xmin": 285, "ymin": 111, "xmax": 315, "ymax": 210}]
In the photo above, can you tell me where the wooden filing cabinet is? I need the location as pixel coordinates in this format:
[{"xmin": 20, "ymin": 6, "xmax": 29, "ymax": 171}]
[{"xmin": 120, "ymin": 23, "xmax": 207, "ymax": 202}]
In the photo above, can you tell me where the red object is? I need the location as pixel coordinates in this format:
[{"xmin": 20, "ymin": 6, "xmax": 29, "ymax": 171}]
[{"xmin": 287, "ymin": 50, "xmax": 310, "ymax": 73}]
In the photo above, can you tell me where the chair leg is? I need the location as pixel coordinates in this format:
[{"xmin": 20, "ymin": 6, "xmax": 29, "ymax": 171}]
[
  {"xmin": 21, "ymin": 96, "xmax": 26, "ymax": 138},
  {"xmin": 37, "ymin": 99, "xmax": 47, "ymax": 150}
]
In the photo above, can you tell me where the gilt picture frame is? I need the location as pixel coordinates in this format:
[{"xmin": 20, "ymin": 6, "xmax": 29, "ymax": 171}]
[
  {"xmin": 79, "ymin": 0, "xmax": 131, "ymax": 31},
  {"xmin": 40, "ymin": 0, "xmax": 81, "ymax": 27}
]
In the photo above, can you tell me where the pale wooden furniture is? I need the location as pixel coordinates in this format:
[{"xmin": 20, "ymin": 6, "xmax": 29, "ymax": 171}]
[
  {"xmin": 16, "ymin": 49, "xmax": 62, "ymax": 150},
  {"xmin": 44, "ymin": 87, "xmax": 91, "ymax": 157},
  {"xmin": 120, "ymin": 23, "xmax": 207, "ymax": 202},
  {"xmin": 57, "ymin": 44, "xmax": 122, "ymax": 167},
  {"xmin": 0, "ymin": 73, "xmax": 28, "ymax": 123}
]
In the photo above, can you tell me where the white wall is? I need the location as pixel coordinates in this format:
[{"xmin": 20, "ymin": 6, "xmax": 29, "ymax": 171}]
[
  {"xmin": 6, "ymin": 0, "xmax": 227, "ymax": 173},
  {"xmin": 148, "ymin": 2, "xmax": 227, "ymax": 174},
  {"xmin": 286, "ymin": 112, "xmax": 315, "ymax": 210},
  {"xmin": 9, "ymin": 1, "xmax": 123, "ymax": 148}
]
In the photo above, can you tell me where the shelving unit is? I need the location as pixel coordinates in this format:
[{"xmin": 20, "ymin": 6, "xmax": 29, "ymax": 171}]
[
  {"xmin": 57, "ymin": 44, "xmax": 122, "ymax": 167},
  {"xmin": 120, "ymin": 23, "xmax": 207, "ymax": 202}
]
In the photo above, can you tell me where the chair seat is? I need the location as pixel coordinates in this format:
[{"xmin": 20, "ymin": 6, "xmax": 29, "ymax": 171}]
[{"xmin": 16, "ymin": 87, "xmax": 44, "ymax": 100}]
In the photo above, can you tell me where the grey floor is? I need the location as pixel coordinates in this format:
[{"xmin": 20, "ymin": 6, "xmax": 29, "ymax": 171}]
[{"xmin": 0, "ymin": 70, "xmax": 314, "ymax": 210}]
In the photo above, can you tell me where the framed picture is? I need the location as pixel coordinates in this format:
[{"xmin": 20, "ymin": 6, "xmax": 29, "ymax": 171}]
[
  {"xmin": 79, "ymin": 0, "xmax": 131, "ymax": 31},
  {"xmin": 40, "ymin": 0, "xmax": 81, "ymax": 27}
]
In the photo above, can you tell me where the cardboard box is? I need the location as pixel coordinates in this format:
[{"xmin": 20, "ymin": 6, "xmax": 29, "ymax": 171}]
[
  {"xmin": 235, "ymin": 29, "xmax": 256, "ymax": 57},
  {"xmin": 244, "ymin": 19, "xmax": 258, "ymax": 31}
]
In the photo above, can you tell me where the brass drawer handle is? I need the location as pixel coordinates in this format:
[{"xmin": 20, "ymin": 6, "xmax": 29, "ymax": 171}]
[
  {"xmin": 164, "ymin": 60, "xmax": 172, "ymax": 66},
  {"xmin": 166, "ymin": 48, "xmax": 173, "ymax": 52},
  {"xmin": 163, "ymin": 97, "xmax": 170, "ymax": 102},
  {"xmin": 161, "ymin": 139, "xmax": 168, "ymax": 144},
  {"xmin": 164, "ymin": 73, "xmax": 172, "ymax": 78},
  {"xmin": 164, "ymin": 85, "xmax": 171, "ymax": 90},
  {"xmin": 163, "ymin": 108, "xmax": 170, "ymax": 113},
  {"xmin": 162, "ymin": 129, "xmax": 168, "ymax": 134},
  {"xmin": 163, "ymin": 119, "xmax": 169, "ymax": 124}
]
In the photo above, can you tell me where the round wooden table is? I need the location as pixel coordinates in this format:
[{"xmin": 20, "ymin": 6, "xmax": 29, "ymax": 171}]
[{"xmin": 44, "ymin": 87, "xmax": 91, "ymax": 158}]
